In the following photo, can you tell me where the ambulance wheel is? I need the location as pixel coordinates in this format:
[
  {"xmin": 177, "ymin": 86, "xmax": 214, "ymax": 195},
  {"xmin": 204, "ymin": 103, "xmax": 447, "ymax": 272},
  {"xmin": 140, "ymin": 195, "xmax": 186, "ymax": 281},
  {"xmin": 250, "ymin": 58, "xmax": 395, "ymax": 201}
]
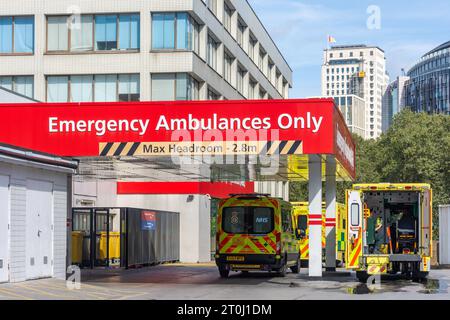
[
  {"xmin": 412, "ymin": 271, "xmax": 428, "ymax": 282},
  {"xmin": 290, "ymin": 257, "xmax": 301, "ymax": 274},
  {"xmin": 356, "ymin": 271, "xmax": 369, "ymax": 283},
  {"xmin": 277, "ymin": 262, "xmax": 288, "ymax": 277},
  {"xmin": 218, "ymin": 265, "xmax": 230, "ymax": 278}
]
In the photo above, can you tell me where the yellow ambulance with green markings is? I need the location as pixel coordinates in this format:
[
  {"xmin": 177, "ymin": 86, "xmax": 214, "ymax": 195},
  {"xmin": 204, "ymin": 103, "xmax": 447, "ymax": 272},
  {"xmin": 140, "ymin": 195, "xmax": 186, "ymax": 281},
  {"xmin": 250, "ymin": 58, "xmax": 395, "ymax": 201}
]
[{"xmin": 215, "ymin": 194, "xmax": 301, "ymax": 278}]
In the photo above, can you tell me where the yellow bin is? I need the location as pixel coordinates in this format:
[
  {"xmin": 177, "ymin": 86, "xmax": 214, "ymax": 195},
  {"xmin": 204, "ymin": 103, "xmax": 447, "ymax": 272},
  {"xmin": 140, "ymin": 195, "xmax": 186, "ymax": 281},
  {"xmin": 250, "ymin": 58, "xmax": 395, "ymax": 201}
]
[
  {"xmin": 99, "ymin": 232, "xmax": 121, "ymax": 263},
  {"xmin": 71, "ymin": 231, "xmax": 84, "ymax": 264}
]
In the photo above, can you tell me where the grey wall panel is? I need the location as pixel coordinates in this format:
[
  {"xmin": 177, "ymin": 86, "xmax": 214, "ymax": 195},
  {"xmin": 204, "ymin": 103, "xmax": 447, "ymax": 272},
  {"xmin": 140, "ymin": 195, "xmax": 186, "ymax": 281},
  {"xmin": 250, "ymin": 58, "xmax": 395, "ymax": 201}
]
[{"xmin": 126, "ymin": 208, "xmax": 179, "ymax": 267}]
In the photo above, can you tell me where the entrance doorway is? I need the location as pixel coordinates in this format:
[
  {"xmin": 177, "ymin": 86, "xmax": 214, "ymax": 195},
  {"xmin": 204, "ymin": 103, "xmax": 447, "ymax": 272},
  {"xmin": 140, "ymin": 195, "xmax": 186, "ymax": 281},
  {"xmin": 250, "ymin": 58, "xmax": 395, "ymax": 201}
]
[{"xmin": 25, "ymin": 179, "xmax": 53, "ymax": 280}]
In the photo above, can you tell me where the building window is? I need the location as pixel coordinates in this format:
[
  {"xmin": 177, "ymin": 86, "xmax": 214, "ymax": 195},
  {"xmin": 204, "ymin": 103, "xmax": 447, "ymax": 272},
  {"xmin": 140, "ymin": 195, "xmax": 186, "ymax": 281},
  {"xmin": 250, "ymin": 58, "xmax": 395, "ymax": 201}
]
[
  {"xmin": 152, "ymin": 13, "xmax": 198, "ymax": 52},
  {"xmin": 283, "ymin": 80, "xmax": 288, "ymax": 98},
  {"xmin": 118, "ymin": 74, "xmax": 140, "ymax": 101},
  {"xmin": 118, "ymin": 14, "xmax": 140, "ymax": 50},
  {"xmin": 71, "ymin": 15, "xmax": 94, "ymax": 51},
  {"xmin": 46, "ymin": 74, "xmax": 139, "ymax": 102},
  {"xmin": 47, "ymin": 76, "xmax": 69, "ymax": 102},
  {"xmin": 95, "ymin": 15, "xmax": 118, "ymax": 50},
  {"xmin": 258, "ymin": 48, "xmax": 266, "ymax": 73},
  {"xmin": 223, "ymin": 51, "xmax": 234, "ymax": 84},
  {"xmin": 248, "ymin": 34, "xmax": 257, "ymax": 61},
  {"xmin": 206, "ymin": 0, "xmax": 218, "ymax": 15},
  {"xmin": 248, "ymin": 80, "xmax": 257, "ymax": 99},
  {"xmin": 223, "ymin": 2, "xmax": 233, "ymax": 33},
  {"xmin": 47, "ymin": 16, "xmax": 69, "ymax": 51},
  {"xmin": 275, "ymin": 70, "xmax": 281, "ymax": 91},
  {"xmin": 0, "ymin": 16, "xmax": 34, "ymax": 54},
  {"xmin": 237, "ymin": 67, "xmax": 246, "ymax": 95},
  {"xmin": 268, "ymin": 60, "xmax": 274, "ymax": 82},
  {"xmin": 47, "ymin": 14, "xmax": 139, "ymax": 52},
  {"xmin": 94, "ymin": 74, "xmax": 117, "ymax": 102},
  {"xmin": 0, "ymin": 75, "xmax": 34, "ymax": 98},
  {"xmin": 237, "ymin": 18, "xmax": 246, "ymax": 48},
  {"xmin": 259, "ymin": 89, "xmax": 266, "ymax": 100},
  {"xmin": 207, "ymin": 35, "xmax": 220, "ymax": 71},
  {"xmin": 151, "ymin": 73, "xmax": 199, "ymax": 101},
  {"xmin": 207, "ymin": 87, "xmax": 220, "ymax": 100},
  {"xmin": 71, "ymin": 75, "xmax": 94, "ymax": 102}
]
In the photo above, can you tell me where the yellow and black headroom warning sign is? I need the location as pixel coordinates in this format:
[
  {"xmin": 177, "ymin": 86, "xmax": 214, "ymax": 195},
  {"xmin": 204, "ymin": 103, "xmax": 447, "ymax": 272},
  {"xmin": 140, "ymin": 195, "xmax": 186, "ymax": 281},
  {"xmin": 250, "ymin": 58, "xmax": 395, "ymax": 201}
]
[{"xmin": 99, "ymin": 140, "xmax": 303, "ymax": 157}]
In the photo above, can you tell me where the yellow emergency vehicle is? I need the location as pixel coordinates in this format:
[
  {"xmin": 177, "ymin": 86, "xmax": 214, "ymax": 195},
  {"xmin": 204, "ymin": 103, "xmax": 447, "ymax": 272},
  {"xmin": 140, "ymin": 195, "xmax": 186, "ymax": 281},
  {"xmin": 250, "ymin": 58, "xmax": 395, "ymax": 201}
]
[
  {"xmin": 215, "ymin": 194, "xmax": 301, "ymax": 278},
  {"xmin": 346, "ymin": 183, "xmax": 432, "ymax": 282},
  {"xmin": 292, "ymin": 202, "xmax": 346, "ymax": 267}
]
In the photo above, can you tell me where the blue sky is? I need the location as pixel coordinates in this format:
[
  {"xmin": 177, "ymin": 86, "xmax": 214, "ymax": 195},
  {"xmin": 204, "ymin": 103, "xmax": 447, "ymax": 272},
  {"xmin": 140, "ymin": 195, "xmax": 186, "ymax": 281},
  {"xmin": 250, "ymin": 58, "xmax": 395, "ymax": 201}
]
[{"xmin": 248, "ymin": 0, "xmax": 450, "ymax": 98}]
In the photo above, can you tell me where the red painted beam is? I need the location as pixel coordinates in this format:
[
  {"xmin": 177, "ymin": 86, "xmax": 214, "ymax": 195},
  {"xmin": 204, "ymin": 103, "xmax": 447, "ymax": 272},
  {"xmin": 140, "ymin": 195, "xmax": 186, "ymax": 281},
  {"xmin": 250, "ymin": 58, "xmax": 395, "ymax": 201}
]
[{"xmin": 117, "ymin": 181, "xmax": 255, "ymax": 199}]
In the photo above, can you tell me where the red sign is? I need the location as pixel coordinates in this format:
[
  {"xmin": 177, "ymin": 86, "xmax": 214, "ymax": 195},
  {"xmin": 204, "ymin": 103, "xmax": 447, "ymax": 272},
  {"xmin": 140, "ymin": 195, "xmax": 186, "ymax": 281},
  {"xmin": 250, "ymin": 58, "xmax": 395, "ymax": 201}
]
[
  {"xmin": 0, "ymin": 98, "xmax": 355, "ymax": 178},
  {"xmin": 334, "ymin": 106, "xmax": 356, "ymax": 179},
  {"xmin": 118, "ymin": 181, "xmax": 255, "ymax": 199},
  {"xmin": 141, "ymin": 211, "xmax": 157, "ymax": 231}
]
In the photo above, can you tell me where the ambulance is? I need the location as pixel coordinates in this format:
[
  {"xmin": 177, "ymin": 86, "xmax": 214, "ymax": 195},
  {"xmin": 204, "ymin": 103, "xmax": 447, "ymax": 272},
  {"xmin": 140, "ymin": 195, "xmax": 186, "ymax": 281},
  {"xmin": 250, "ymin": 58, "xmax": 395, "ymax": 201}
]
[
  {"xmin": 215, "ymin": 194, "xmax": 300, "ymax": 278},
  {"xmin": 292, "ymin": 202, "xmax": 346, "ymax": 267},
  {"xmin": 345, "ymin": 183, "xmax": 432, "ymax": 282}
]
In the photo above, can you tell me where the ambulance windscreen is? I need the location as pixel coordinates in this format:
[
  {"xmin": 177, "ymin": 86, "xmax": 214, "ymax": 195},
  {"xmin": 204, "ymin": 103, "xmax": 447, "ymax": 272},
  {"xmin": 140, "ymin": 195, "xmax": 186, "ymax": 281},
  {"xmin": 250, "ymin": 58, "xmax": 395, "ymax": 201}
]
[{"xmin": 222, "ymin": 207, "xmax": 274, "ymax": 234}]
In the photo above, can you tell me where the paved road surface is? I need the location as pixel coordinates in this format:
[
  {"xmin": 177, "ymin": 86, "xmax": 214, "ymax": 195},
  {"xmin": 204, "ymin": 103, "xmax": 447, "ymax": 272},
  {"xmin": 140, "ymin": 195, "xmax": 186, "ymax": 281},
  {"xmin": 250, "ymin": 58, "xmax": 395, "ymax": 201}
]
[{"xmin": 0, "ymin": 263, "xmax": 449, "ymax": 300}]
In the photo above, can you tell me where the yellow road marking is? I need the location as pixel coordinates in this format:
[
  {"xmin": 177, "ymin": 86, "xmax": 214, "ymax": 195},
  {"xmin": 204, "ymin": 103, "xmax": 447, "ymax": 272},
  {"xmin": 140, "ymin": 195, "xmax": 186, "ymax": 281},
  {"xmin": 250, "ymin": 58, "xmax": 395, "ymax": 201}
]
[
  {"xmin": 26, "ymin": 282, "xmax": 117, "ymax": 298},
  {"xmin": 114, "ymin": 292, "xmax": 149, "ymax": 300},
  {"xmin": 24, "ymin": 282, "xmax": 123, "ymax": 300},
  {"xmin": 77, "ymin": 282, "xmax": 147, "ymax": 295},
  {"xmin": 0, "ymin": 287, "xmax": 34, "ymax": 300},
  {"xmin": 16, "ymin": 284, "xmax": 61, "ymax": 298}
]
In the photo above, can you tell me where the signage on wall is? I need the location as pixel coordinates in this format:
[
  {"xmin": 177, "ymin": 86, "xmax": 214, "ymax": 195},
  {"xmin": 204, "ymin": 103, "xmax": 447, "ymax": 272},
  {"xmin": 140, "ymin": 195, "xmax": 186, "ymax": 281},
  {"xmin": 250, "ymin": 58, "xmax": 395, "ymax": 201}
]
[
  {"xmin": 0, "ymin": 99, "xmax": 356, "ymax": 179},
  {"xmin": 141, "ymin": 211, "xmax": 157, "ymax": 231}
]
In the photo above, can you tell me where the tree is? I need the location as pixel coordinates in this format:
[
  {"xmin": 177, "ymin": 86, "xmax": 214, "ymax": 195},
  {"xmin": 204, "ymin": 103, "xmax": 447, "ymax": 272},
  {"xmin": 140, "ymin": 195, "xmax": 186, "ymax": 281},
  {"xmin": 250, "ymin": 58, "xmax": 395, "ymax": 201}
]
[
  {"xmin": 376, "ymin": 110, "xmax": 450, "ymax": 238},
  {"xmin": 290, "ymin": 109, "xmax": 450, "ymax": 238},
  {"xmin": 290, "ymin": 133, "xmax": 380, "ymax": 203}
]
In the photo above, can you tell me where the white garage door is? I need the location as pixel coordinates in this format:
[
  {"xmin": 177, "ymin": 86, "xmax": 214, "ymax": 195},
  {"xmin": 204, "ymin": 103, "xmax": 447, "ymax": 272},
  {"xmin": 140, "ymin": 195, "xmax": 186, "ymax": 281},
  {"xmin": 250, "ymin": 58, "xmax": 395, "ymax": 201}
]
[
  {"xmin": 26, "ymin": 180, "xmax": 53, "ymax": 280},
  {"xmin": 0, "ymin": 175, "xmax": 9, "ymax": 283}
]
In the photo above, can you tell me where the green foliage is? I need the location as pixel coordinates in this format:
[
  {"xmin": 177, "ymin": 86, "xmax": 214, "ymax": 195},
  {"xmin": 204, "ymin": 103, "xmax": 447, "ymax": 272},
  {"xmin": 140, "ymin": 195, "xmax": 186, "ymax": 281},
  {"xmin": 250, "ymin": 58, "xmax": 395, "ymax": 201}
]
[
  {"xmin": 290, "ymin": 109, "xmax": 450, "ymax": 238},
  {"xmin": 376, "ymin": 110, "xmax": 450, "ymax": 238},
  {"xmin": 289, "ymin": 182, "xmax": 308, "ymax": 202}
]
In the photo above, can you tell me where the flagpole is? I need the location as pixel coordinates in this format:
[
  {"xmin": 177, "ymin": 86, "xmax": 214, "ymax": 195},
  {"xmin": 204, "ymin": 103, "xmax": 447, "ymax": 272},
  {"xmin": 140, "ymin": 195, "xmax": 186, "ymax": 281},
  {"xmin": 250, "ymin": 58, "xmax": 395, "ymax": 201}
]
[{"xmin": 326, "ymin": 35, "xmax": 330, "ymax": 65}]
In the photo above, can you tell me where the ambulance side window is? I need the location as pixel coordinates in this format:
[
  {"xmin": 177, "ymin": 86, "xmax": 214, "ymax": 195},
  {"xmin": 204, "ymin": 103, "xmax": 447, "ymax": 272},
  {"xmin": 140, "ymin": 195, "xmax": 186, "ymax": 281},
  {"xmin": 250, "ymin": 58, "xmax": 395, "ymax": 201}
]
[
  {"xmin": 351, "ymin": 203, "xmax": 360, "ymax": 226},
  {"xmin": 281, "ymin": 208, "xmax": 292, "ymax": 232},
  {"xmin": 298, "ymin": 216, "xmax": 307, "ymax": 235}
]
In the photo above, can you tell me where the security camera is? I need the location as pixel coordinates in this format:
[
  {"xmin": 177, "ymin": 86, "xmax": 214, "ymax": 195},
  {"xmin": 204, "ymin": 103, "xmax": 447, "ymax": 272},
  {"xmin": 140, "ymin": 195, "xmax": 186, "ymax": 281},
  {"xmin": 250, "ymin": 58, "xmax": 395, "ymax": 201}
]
[{"xmin": 205, "ymin": 194, "xmax": 212, "ymax": 200}]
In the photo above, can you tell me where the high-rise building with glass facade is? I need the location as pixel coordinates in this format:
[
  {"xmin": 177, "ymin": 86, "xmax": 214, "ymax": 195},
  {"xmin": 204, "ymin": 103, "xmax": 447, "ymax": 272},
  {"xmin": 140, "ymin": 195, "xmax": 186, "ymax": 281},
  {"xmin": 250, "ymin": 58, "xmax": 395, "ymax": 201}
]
[
  {"xmin": 382, "ymin": 76, "xmax": 409, "ymax": 132},
  {"xmin": 405, "ymin": 41, "xmax": 450, "ymax": 114}
]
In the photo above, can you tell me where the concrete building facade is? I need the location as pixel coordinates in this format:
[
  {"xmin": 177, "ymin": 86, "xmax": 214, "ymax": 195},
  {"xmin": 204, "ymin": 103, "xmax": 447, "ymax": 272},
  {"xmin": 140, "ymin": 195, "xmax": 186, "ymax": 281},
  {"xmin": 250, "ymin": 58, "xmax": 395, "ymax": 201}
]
[
  {"xmin": 0, "ymin": 0, "xmax": 292, "ymax": 102},
  {"xmin": 322, "ymin": 45, "xmax": 389, "ymax": 139}
]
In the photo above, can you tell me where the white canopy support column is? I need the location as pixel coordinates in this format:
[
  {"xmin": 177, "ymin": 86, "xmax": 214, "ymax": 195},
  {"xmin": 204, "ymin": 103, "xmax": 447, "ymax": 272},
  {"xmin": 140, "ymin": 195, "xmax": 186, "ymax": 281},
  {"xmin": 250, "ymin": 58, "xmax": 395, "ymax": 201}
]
[
  {"xmin": 325, "ymin": 155, "xmax": 337, "ymax": 271},
  {"xmin": 308, "ymin": 154, "xmax": 323, "ymax": 277}
]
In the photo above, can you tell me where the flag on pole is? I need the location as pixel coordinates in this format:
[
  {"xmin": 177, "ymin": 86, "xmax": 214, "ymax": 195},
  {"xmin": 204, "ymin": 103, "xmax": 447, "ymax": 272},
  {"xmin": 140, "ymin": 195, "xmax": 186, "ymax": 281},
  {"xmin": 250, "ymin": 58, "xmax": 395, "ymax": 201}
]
[{"xmin": 328, "ymin": 35, "xmax": 336, "ymax": 43}]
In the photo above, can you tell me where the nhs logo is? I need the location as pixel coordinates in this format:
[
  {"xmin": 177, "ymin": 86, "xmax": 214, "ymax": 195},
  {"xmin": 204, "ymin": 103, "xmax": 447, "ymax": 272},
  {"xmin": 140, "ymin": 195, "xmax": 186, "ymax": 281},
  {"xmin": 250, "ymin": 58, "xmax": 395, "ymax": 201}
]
[{"xmin": 256, "ymin": 217, "xmax": 269, "ymax": 223}]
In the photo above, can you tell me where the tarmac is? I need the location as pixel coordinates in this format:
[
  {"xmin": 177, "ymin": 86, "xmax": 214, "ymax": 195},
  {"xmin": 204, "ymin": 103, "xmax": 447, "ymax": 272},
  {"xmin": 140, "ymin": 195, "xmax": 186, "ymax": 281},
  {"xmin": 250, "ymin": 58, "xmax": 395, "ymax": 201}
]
[{"xmin": 0, "ymin": 262, "xmax": 449, "ymax": 300}]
